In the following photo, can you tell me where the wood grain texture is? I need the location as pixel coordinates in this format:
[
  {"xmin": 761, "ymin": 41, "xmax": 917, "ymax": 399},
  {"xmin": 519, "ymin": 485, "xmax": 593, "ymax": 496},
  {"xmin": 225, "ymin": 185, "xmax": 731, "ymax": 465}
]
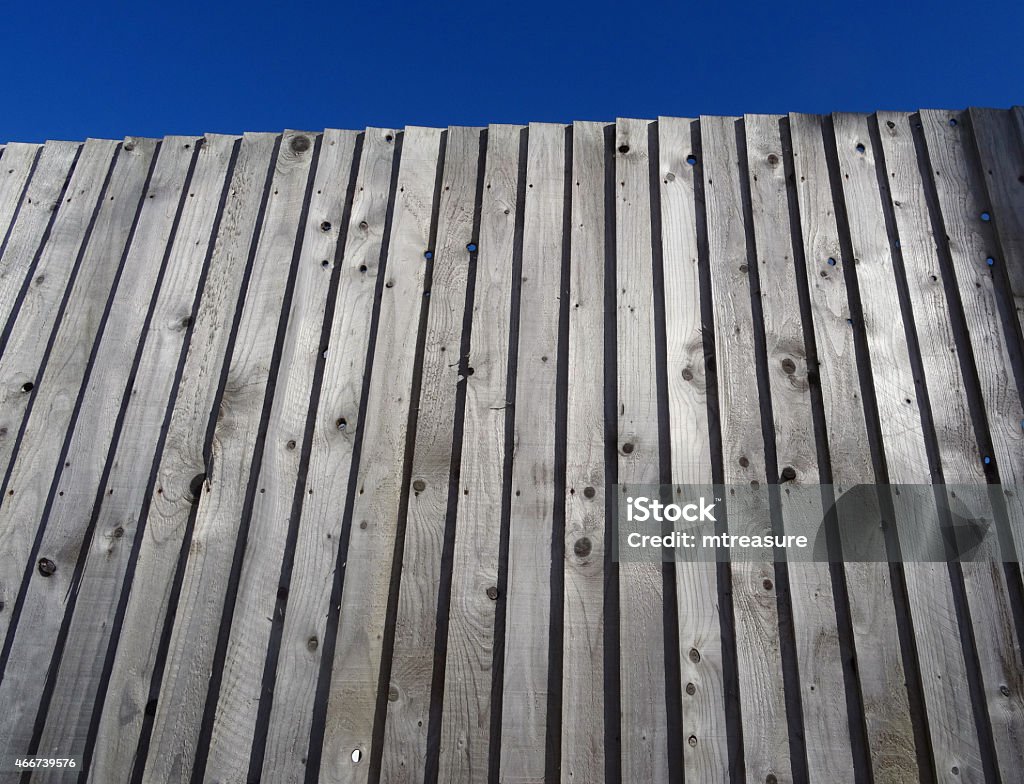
[
  {"xmin": 0, "ymin": 143, "xmax": 41, "ymax": 303},
  {"xmin": 0, "ymin": 141, "xmax": 78, "ymax": 337},
  {"xmin": 833, "ymin": 111, "xmax": 983, "ymax": 783},
  {"xmin": 969, "ymin": 107, "xmax": 1024, "ymax": 340},
  {"xmin": 202, "ymin": 129, "xmax": 359, "ymax": 783},
  {"xmin": 878, "ymin": 109, "xmax": 1024, "ymax": 780},
  {"xmin": 788, "ymin": 112, "xmax": 919, "ymax": 783},
  {"xmin": 744, "ymin": 112, "xmax": 854, "ymax": 782},
  {"xmin": 560, "ymin": 120, "xmax": 606, "ymax": 784},
  {"xmin": 138, "ymin": 130, "xmax": 317, "ymax": 784},
  {"xmin": 615, "ymin": 117, "xmax": 670, "ymax": 784},
  {"xmin": 381, "ymin": 125, "xmax": 480, "ymax": 782},
  {"xmin": 0, "ymin": 138, "xmax": 141, "ymax": 650},
  {"xmin": 437, "ymin": 123, "xmax": 522, "ymax": 784},
  {"xmin": 86, "ymin": 133, "xmax": 278, "ymax": 783},
  {"xmin": 498, "ymin": 121, "xmax": 565, "ymax": 784},
  {"xmin": 319, "ymin": 126, "xmax": 442, "ymax": 784},
  {"xmin": 36, "ymin": 135, "xmax": 278, "ymax": 784},
  {"xmin": 1, "ymin": 134, "xmax": 225, "ymax": 776},
  {"xmin": 0, "ymin": 110, "xmax": 1017, "ymax": 783},
  {"xmin": 260, "ymin": 127, "xmax": 397, "ymax": 784},
  {"xmin": 701, "ymin": 114, "xmax": 792, "ymax": 784},
  {"xmin": 0, "ymin": 139, "xmax": 117, "ymax": 497},
  {"xmin": 920, "ymin": 107, "xmax": 1024, "ymax": 581},
  {"xmin": 657, "ymin": 115, "xmax": 730, "ymax": 781}
]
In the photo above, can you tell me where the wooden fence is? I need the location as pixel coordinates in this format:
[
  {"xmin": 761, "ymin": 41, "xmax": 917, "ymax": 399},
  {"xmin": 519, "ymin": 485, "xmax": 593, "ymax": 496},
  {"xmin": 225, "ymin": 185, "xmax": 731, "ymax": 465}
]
[{"xmin": 0, "ymin": 108, "xmax": 1022, "ymax": 783}]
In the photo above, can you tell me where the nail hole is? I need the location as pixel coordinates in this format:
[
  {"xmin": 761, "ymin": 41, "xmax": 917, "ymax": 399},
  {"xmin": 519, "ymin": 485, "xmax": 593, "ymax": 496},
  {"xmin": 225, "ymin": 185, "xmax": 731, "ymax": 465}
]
[
  {"xmin": 948, "ymin": 118, "xmax": 958, "ymax": 127},
  {"xmin": 351, "ymin": 749, "xmax": 362, "ymax": 763},
  {"xmin": 981, "ymin": 212, "xmax": 991, "ymax": 222},
  {"xmin": 38, "ymin": 558, "xmax": 57, "ymax": 576},
  {"xmin": 466, "ymin": 242, "xmax": 477, "ymax": 252},
  {"xmin": 320, "ymin": 221, "xmax": 332, "ymax": 232},
  {"xmin": 856, "ymin": 143, "xmax": 866, "ymax": 154},
  {"xmin": 424, "ymin": 250, "xmax": 433, "ymax": 260},
  {"xmin": 987, "ymin": 257, "xmax": 995, "ymax": 266},
  {"xmin": 21, "ymin": 381, "xmax": 34, "ymax": 393},
  {"xmin": 618, "ymin": 144, "xmax": 629, "ymax": 154},
  {"xmin": 827, "ymin": 257, "xmax": 837, "ymax": 266},
  {"xmin": 686, "ymin": 154, "xmax": 697, "ymax": 165}
]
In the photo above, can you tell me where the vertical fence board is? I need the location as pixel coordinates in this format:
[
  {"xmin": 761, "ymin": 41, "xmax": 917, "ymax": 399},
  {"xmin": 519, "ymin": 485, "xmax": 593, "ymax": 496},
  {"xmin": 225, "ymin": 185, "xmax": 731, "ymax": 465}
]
[
  {"xmin": 744, "ymin": 112, "xmax": 855, "ymax": 781},
  {"xmin": 657, "ymin": 115, "xmax": 731, "ymax": 781},
  {"xmin": 437, "ymin": 123, "xmax": 522, "ymax": 784},
  {"xmin": 260, "ymin": 127, "xmax": 397, "ymax": 783},
  {"xmin": 789, "ymin": 111, "xmax": 920, "ymax": 782},
  {"xmin": 702, "ymin": 114, "xmax": 793, "ymax": 784},
  {"xmin": 833, "ymin": 111, "xmax": 984, "ymax": 782},
  {"xmin": 0, "ymin": 141, "xmax": 78, "ymax": 337},
  {"xmin": 200, "ymin": 129, "xmax": 359, "ymax": 782},
  {"xmin": 380, "ymin": 125, "xmax": 481, "ymax": 782},
  {"xmin": 3, "ymin": 134, "xmax": 233, "ymax": 773},
  {"xmin": 499, "ymin": 121, "xmax": 565, "ymax": 783},
  {"xmin": 0, "ymin": 139, "xmax": 141, "ymax": 647},
  {"xmin": 88, "ymin": 132, "xmax": 276, "ymax": 783},
  {"xmin": 615, "ymin": 117, "xmax": 670, "ymax": 784},
  {"xmin": 319, "ymin": 126, "xmax": 443, "ymax": 784},
  {"xmin": 560, "ymin": 120, "xmax": 607, "ymax": 784}
]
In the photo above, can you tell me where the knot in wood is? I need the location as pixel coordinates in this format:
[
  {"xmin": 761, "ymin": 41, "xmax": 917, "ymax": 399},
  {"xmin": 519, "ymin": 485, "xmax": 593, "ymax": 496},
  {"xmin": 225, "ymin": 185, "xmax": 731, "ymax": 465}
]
[
  {"xmin": 780, "ymin": 466, "xmax": 797, "ymax": 482},
  {"xmin": 681, "ymin": 368, "xmax": 694, "ymax": 381},
  {"xmin": 38, "ymin": 558, "xmax": 57, "ymax": 577},
  {"xmin": 781, "ymin": 357, "xmax": 796, "ymax": 375},
  {"xmin": 307, "ymin": 636, "xmax": 319, "ymax": 651},
  {"xmin": 413, "ymin": 479, "xmax": 426, "ymax": 492},
  {"xmin": 583, "ymin": 486, "xmax": 596, "ymax": 499},
  {"xmin": 685, "ymin": 682, "xmax": 696, "ymax": 696},
  {"xmin": 573, "ymin": 537, "xmax": 592, "ymax": 559},
  {"xmin": 290, "ymin": 135, "xmax": 311, "ymax": 153},
  {"xmin": 486, "ymin": 586, "xmax": 499, "ymax": 600},
  {"xmin": 688, "ymin": 647, "xmax": 701, "ymax": 663}
]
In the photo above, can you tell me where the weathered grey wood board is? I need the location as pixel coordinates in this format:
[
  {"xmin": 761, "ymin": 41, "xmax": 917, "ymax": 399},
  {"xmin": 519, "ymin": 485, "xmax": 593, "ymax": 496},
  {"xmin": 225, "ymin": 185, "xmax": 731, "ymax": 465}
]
[{"xmin": 0, "ymin": 107, "xmax": 1021, "ymax": 784}]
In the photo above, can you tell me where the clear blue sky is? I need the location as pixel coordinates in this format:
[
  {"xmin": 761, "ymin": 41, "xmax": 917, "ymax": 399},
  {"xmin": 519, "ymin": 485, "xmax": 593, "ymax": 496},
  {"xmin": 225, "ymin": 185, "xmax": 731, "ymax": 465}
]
[{"xmin": 2, "ymin": 0, "xmax": 1019, "ymax": 143}]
